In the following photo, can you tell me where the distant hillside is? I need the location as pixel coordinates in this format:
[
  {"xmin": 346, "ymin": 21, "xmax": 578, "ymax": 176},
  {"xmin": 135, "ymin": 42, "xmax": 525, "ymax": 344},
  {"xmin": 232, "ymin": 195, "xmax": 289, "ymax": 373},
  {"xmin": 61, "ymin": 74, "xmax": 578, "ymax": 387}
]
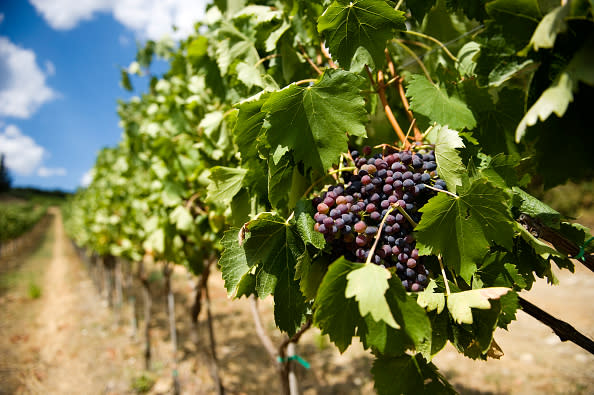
[{"xmin": 0, "ymin": 187, "xmax": 70, "ymax": 204}]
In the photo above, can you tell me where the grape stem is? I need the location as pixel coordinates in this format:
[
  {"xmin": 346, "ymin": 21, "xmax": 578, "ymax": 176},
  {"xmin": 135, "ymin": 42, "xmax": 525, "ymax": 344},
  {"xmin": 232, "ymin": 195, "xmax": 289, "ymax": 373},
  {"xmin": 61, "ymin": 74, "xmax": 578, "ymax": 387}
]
[
  {"xmin": 396, "ymin": 205, "xmax": 418, "ymax": 228},
  {"xmin": 401, "ymin": 30, "xmax": 459, "ymax": 62},
  {"xmin": 424, "ymin": 184, "xmax": 459, "ymax": 199},
  {"xmin": 185, "ymin": 192, "xmax": 208, "ymax": 215},
  {"xmin": 366, "ymin": 205, "xmax": 397, "ymax": 265},
  {"xmin": 384, "ymin": 49, "xmax": 423, "ymax": 143},
  {"xmin": 295, "ymin": 79, "xmax": 317, "ymax": 86},
  {"xmin": 438, "ymin": 255, "xmax": 451, "ymax": 296},
  {"xmin": 255, "ymin": 53, "xmax": 280, "ymax": 67},
  {"xmin": 298, "ymin": 44, "xmax": 322, "ymax": 75},
  {"xmin": 365, "ymin": 64, "xmax": 409, "ymax": 148},
  {"xmin": 396, "ymin": 77, "xmax": 423, "ymax": 142},
  {"xmin": 393, "ymin": 39, "xmax": 434, "ymax": 84}
]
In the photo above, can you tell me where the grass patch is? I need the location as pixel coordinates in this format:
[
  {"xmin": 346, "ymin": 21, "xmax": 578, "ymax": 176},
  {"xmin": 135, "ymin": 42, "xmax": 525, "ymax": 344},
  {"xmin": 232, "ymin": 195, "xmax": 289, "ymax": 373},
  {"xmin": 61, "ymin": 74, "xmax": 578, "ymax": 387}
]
[
  {"xmin": 131, "ymin": 372, "xmax": 155, "ymax": 393},
  {"xmin": 0, "ymin": 216, "xmax": 54, "ymax": 295},
  {"xmin": 28, "ymin": 282, "xmax": 42, "ymax": 299}
]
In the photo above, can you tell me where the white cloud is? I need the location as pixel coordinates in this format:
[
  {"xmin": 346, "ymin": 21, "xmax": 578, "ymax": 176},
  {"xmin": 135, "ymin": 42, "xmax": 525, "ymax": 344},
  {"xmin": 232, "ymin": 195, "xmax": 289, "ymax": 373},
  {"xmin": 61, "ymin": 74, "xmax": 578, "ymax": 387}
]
[
  {"xmin": 0, "ymin": 37, "xmax": 57, "ymax": 118},
  {"xmin": 45, "ymin": 60, "xmax": 56, "ymax": 76},
  {"xmin": 0, "ymin": 124, "xmax": 45, "ymax": 175},
  {"xmin": 29, "ymin": 0, "xmax": 208, "ymax": 40},
  {"xmin": 29, "ymin": 0, "xmax": 110, "ymax": 30},
  {"xmin": 37, "ymin": 167, "xmax": 67, "ymax": 177},
  {"xmin": 80, "ymin": 169, "xmax": 94, "ymax": 186}
]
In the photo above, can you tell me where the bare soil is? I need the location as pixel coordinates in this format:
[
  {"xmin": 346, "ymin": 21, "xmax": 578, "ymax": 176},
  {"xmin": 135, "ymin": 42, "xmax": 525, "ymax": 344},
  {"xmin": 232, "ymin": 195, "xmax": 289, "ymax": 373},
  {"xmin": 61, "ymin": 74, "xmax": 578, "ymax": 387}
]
[{"xmin": 0, "ymin": 209, "xmax": 592, "ymax": 394}]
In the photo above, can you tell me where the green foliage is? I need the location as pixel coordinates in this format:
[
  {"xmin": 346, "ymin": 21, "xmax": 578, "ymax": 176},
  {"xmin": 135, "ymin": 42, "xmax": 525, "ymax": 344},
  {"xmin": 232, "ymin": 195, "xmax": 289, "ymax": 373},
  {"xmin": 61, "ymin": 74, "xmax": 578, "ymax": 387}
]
[
  {"xmin": 416, "ymin": 178, "xmax": 516, "ymax": 282},
  {"xmin": 407, "ymin": 75, "xmax": 477, "ymax": 131},
  {"xmin": 318, "ymin": 0, "xmax": 406, "ymax": 68},
  {"xmin": 0, "ymin": 202, "xmax": 48, "ymax": 242},
  {"xmin": 261, "ymin": 69, "xmax": 368, "ymax": 173}
]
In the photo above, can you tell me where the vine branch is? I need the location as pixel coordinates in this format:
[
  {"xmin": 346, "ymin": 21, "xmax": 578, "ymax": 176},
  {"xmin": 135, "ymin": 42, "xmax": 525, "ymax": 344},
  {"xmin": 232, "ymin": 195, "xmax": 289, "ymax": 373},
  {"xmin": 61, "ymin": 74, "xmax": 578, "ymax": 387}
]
[
  {"xmin": 299, "ymin": 44, "xmax": 322, "ymax": 76},
  {"xmin": 366, "ymin": 206, "xmax": 396, "ymax": 265},
  {"xmin": 402, "ymin": 30, "xmax": 459, "ymax": 62},
  {"xmin": 278, "ymin": 319, "xmax": 312, "ymax": 358},
  {"xmin": 394, "ymin": 40, "xmax": 434, "ymax": 84},
  {"xmin": 518, "ymin": 296, "xmax": 594, "ymax": 355},
  {"xmin": 384, "ymin": 49, "xmax": 423, "ymax": 143},
  {"xmin": 366, "ymin": 65, "xmax": 408, "ymax": 147}
]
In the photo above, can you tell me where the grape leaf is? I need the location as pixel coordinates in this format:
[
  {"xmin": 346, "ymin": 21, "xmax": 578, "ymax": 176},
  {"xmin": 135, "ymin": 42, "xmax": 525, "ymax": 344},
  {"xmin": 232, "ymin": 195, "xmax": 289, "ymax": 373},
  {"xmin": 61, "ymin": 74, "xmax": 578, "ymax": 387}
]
[
  {"xmin": 372, "ymin": 354, "xmax": 456, "ymax": 395},
  {"xmin": 407, "ymin": 75, "xmax": 477, "ymax": 131},
  {"xmin": 317, "ymin": 0, "xmax": 405, "ymax": 69},
  {"xmin": 386, "ymin": 276, "xmax": 432, "ymax": 351},
  {"xmin": 526, "ymin": 4, "xmax": 569, "ymax": 51},
  {"xmin": 433, "ymin": 125, "xmax": 466, "ymax": 192},
  {"xmin": 313, "ymin": 257, "xmax": 362, "ymax": 352},
  {"xmin": 236, "ymin": 62, "xmax": 266, "ymax": 89},
  {"xmin": 479, "ymin": 153, "xmax": 520, "ymax": 188},
  {"xmin": 516, "ymin": 72, "xmax": 573, "ymax": 142},
  {"xmin": 358, "ymin": 314, "xmax": 409, "ymax": 356},
  {"xmin": 416, "ymin": 280, "xmax": 446, "ymax": 314},
  {"xmin": 215, "ymin": 22, "xmax": 260, "ymax": 75},
  {"xmin": 294, "ymin": 252, "xmax": 327, "ymax": 300},
  {"xmin": 456, "ymin": 41, "xmax": 480, "ymax": 77},
  {"xmin": 187, "ymin": 36, "xmax": 209, "ymax": 58},
  {"xmin": 498, "ymin": 291, "xmax": 519, "ymax": 329},
  {"xmin": 345, "ymin": 264, "xmax": 399, "ymax": 328},
  {"xmin": 232, "ymin": 5, "xmax": 281, "ymax": 24},
  {"xmin": 447, "ymin": 287, "xmax": 509, "ymax": 324},
  {"xmin": 516, "ymin": 223, "xmax": 563, "ymax": 258},
  {"xmin": 415, "ymin": 178, "xmax": 515, "ymax": 282},
  {"xmin": 512, "ymin": 187, "xmax": 560, "ymax": 228},
  {"xmin": 294, "ymin": 199, "xmax": 326, "ymax": 250},
  {"xmin": 243, "ymin": 213, "xmax": 307, "ymax": 334},
  {"xmin": 233, "ymin": 91, "xmax": 271, "ymax": 161},
  {"xmin": 219, "ymin": 228, "xmax": 251, "ymax": 297},
  {"xmin": 372, "ymin": 354, "xmax": 422, "ymax": 395},
  {"xmin": 477, "ymin": 251, "xmax": 528, "ymax": 290},
  {"xmin": 516, "ymin": 38, "xmax": 594, "ymax": 141},
  {"xmin": 407, "ymin": 0, "xmax": 437, "ymax": 22},
  {"xmin": 144, "ymin": 228, "xmax": 165, "ymax": 254},
  {"xmin": 265, "ymin": 20, "xmax": 290, "ymax": 52},
  {"xmin": 485, "ymin": 0, "xmax": 549, "ymax": 47},
  {"xmin": 169, "ymin": 206, "xmax": 194, "ymax": 232},
  {"xmin": 558, "ymin": 222, "xmax": 594, "ymax": 254},
  {"xmin": 451, "ymin": 299, "xmax": 502, "ymax": 359},
  {"xmin": 262, "ymin": 69, "xmax": 368, "ymax": 173},
  {"xmin": 268, "ymin": 152, "xmax": 295, "ymax": 209},
  {"xmin": 207, "ymin": 166, "xmax": 247, "ymax": 205}
]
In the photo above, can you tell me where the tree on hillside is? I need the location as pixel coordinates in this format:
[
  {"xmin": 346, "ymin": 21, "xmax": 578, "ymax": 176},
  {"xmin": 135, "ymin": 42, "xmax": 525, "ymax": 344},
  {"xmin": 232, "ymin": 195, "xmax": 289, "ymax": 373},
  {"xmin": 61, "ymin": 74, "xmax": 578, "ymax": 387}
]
[{"xmin": 0, "ymin": 153, "xmax": 12, "ymax": 193}]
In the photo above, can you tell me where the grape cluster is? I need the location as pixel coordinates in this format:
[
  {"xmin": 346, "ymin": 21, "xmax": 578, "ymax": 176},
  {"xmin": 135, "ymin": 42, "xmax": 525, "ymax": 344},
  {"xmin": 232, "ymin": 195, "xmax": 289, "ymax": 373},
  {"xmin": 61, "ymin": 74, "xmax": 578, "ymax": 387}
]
[{"xmin": 312, "ymin": 147, "xmax": 447, "ymax": 292}]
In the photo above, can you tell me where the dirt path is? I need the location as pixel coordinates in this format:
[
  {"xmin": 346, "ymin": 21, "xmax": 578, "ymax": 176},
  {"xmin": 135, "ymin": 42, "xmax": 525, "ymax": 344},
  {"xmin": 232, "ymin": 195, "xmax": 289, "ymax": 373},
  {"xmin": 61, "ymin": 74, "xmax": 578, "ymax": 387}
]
[{"xmin": 0, "ymin": 209, "xmax": 139, "ymax": 394}]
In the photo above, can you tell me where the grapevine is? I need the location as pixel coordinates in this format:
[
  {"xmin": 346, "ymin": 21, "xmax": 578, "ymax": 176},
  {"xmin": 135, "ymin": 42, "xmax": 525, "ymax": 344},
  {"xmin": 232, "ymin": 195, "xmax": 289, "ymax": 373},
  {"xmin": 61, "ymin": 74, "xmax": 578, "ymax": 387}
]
[{"xmin": 65, "ymin": 1, "xmax": 594, "ymax": 394}]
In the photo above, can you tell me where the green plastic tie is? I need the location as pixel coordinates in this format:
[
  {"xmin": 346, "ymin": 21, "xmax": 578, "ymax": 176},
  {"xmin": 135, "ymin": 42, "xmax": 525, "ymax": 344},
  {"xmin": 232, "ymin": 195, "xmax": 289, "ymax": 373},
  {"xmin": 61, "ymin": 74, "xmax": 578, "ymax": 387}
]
[
  {"xmin": 575, "ymin": 236, "xmax": 594, "ymax": 261},
  {"xmin": 276, "ymin": 355, "xmax": 310, "ymax": 369},
  {"xmin": 173, "ymin": 369, "xmax": 179, "ymax": 377}
]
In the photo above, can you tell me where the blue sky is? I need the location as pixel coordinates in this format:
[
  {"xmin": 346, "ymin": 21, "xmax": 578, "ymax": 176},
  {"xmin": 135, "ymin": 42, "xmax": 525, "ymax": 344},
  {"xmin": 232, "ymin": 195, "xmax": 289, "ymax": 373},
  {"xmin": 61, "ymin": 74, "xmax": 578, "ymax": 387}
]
[{"xmin": 0, "ymin": 0, "xmax": 207, "ymax": 192}]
